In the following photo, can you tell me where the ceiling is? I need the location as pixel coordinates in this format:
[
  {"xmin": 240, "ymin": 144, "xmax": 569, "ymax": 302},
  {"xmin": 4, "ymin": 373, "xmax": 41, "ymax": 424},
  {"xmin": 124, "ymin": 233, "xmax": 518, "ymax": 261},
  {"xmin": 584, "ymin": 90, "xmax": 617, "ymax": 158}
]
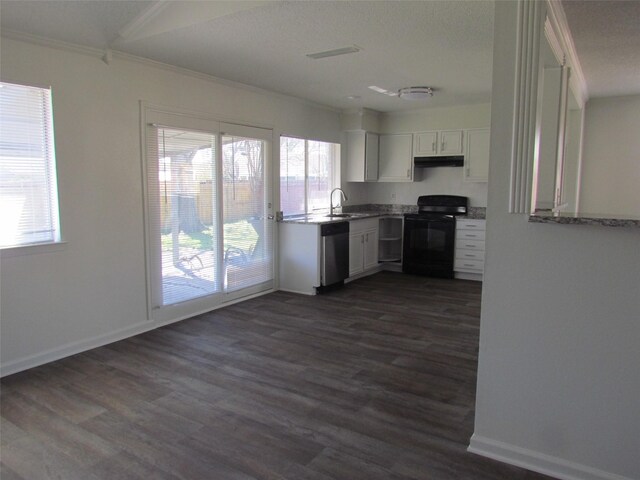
[
  {"xmin": 561, "ymin": 0, "xmax": 640, "ymax": 98},
  {"xmin": 0, "ymin": 0, "xmax": 495, "ymax": 113},
  {"xmin": 2, "ymin": 1, "xmax": 637, "ymax": 111}
]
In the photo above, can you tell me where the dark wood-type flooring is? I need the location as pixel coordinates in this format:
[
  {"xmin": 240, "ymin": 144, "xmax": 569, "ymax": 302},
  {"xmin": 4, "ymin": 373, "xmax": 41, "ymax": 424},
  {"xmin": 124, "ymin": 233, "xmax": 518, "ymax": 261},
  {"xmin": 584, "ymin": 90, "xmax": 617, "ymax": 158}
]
[{"xmin": 1, "ymin": 272, "xmax": 552, "ymax": 480}]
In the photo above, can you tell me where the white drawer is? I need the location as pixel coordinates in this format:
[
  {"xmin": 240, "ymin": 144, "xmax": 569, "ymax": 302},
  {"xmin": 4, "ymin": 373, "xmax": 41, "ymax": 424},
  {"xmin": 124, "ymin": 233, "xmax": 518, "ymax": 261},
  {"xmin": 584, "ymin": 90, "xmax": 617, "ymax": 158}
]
[
  {"xmin": 456, "ymin": 249, "xmax": 485, "ymax": 262},
  {"xmin": 456, "ymin": 219, "xmax": 486, "ymax": 230},
  {"xmin": 456, "ymin": 239, "xmax": 485, "ymax": 251},
  {"xmin": 454, "ymin": 258, "xmax": 485, "ymax": 272},
  {"xmin": 349, "ymin": 218, "xmax": 378, "ymax": 234},
  {"xmin": 456, "ymin": 229, "xmax": 486, "ymax": 241}
]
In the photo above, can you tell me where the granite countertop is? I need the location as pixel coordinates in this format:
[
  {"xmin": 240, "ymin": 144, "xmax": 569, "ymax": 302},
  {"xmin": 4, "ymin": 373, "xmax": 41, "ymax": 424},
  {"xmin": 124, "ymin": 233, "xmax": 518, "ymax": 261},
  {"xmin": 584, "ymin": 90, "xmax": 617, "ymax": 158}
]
[
  {"xmin": 529, "ymin": 211, "xmax": 640, "ymax": 228},
  {"xmin": 280, "ymin": 204, "xmax": 487, "ymax": 224},
  {"xmin": 280, "ymin": 211, "xmax": 391, "ymax": 225}
]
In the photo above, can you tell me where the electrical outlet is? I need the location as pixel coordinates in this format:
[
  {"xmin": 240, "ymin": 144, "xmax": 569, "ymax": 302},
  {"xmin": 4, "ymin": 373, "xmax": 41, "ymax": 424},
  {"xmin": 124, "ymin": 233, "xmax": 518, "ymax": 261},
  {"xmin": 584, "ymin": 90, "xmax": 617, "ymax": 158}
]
[{"xmin": 391, "ymin": 193, "xmax": 396, "ymax": 201}]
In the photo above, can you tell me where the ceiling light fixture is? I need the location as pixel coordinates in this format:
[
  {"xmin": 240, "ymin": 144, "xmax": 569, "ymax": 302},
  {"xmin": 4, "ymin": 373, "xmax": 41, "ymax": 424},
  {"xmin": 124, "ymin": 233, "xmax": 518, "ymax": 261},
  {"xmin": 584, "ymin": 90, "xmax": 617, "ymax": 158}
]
[
  {"xmin": 306, "ymin": 45, "xmax": 361, "ymax": 60},
  {"xmin": 398, "ymin": 86, "xmax": 434, "ymax": 100}
]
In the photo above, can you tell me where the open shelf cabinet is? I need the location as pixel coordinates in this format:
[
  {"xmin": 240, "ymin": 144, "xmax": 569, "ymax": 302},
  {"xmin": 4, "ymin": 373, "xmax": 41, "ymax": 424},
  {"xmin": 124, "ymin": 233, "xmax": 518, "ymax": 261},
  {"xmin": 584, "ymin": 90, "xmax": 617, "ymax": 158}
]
[{"xmin": 378, "ymin": 216, "xmax": 403, "ymax": 263}]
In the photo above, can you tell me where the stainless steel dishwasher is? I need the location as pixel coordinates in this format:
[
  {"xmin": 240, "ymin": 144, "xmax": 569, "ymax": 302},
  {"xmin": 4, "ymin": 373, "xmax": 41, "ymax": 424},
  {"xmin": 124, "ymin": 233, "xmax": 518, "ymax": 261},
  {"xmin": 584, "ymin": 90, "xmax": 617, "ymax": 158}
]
[{"xmin": 319, "ymin": 221, "xmax": 349, "ymax": 292}]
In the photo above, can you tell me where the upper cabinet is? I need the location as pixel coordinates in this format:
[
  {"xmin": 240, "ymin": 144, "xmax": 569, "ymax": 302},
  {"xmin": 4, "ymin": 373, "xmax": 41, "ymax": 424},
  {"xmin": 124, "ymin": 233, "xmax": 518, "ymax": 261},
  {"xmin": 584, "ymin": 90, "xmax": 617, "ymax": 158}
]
[
  {"xmin": 378, "ymin": 134, "xmax": 413, "ymax": 182},
  {"xmin": 346, "ymin": 131, "xmax": 379, "ymax": 182},
  {"xmin": 413, "ymin": 130, "xmax": 463, "ymax": 156},
  {"xmin": 345, "ymin": 127, "xmax": 489, "ymax": 184},
  {"xmin": 464, "ymin": 128, "xmax": 490, "ymax": 182},
  {"xmin": 413, "ymin": 131, "xmax": 438, "ymax": 156}
]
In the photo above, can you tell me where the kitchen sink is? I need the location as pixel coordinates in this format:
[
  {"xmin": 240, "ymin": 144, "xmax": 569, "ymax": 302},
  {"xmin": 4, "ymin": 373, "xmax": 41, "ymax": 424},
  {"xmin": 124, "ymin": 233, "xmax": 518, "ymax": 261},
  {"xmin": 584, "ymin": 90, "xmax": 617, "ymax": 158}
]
[{"xmin": 326, "ymin": 213, "xmax": 352, "ymax": 218}]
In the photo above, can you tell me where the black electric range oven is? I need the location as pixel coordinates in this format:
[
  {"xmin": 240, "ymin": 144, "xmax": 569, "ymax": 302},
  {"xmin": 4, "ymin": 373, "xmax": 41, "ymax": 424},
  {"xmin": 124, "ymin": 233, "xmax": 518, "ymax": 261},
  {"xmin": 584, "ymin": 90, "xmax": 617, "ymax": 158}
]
[{"xmin": 402, "ymin": 195, "xmax": 468, "ymax": 278}]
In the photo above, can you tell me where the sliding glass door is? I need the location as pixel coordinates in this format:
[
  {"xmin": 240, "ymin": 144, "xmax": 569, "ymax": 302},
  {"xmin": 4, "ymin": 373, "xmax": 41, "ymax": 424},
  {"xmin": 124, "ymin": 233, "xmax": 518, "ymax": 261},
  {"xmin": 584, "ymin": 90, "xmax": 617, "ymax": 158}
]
[
  {"xmin": 221, "ymin": 123, "xmax": 273, "ymax": 296},
  {"xmin": 143, "ymin": 108, "xmax": 273, "ymax": 321}
]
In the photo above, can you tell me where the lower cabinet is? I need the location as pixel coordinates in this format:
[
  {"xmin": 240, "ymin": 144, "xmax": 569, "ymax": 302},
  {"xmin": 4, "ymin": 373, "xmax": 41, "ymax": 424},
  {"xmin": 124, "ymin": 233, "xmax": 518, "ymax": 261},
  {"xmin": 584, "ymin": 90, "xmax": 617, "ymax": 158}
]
[
  {"xmin": 278, "ymin": 222, "xmax": 321, "ymax": 294},
  {"xmin": 454, "ymin": 219, "xmax": 486, "ymax": 279},
  {"xmin": 349, "ymin": 218, "xmax": 379, "ymax": 277}
]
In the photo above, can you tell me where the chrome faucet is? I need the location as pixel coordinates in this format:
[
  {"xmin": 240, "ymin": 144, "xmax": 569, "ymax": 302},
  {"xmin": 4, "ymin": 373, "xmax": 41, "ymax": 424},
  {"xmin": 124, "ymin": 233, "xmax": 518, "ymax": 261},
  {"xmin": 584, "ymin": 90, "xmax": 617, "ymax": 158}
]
[{"xmin": 330, "ymin": 187, "xmax": 348, "ymax": 216}]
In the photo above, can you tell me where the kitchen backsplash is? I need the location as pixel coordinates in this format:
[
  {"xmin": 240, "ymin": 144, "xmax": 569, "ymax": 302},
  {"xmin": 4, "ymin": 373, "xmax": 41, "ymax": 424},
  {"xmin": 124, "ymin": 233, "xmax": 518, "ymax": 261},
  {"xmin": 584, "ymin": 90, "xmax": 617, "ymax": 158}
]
[{"xmin": 343, "ymin": 204, "xmax": 487, "ymax": 219}]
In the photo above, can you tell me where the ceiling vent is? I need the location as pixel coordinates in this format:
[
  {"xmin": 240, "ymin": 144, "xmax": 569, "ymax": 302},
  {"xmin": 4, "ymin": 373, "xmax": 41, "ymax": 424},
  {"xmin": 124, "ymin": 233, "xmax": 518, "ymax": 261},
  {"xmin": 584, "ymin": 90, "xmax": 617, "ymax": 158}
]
[
  {"xmin": 398, "ymin": 86, "xmax": 434, "ymax": 100},
  {"xmin": 306, "ymin": 45, "xmax": 361, "ymax": 60}
]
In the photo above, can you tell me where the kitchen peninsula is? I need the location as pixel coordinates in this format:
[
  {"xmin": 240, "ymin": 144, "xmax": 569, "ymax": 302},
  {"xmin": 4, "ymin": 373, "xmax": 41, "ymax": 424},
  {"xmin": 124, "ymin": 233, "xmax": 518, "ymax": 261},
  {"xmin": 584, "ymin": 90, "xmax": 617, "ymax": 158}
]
[{"xmin": 279, "ymin": 204, "xmax": 487, "ymax": 295}]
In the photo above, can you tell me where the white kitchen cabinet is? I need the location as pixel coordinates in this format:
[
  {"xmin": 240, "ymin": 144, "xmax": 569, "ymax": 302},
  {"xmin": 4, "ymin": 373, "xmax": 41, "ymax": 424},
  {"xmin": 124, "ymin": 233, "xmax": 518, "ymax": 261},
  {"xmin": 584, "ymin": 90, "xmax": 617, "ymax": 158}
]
[
  {"xmin": 278, "ymin": 222, "xmax": 321, "ymax": 294},
  {"xmin": 413, "ymin": 131, "xmax": 438, "ymax": 156},
  {"xmin": 454, "ymin": 219, "xmax": 486, "ymax": 280},
  {"xmin": 346, "ymin": 131, "xmax": 379, "ymax": 182},
  {"xmin": 464, "ymin": 128, "xmax": 490, "ymax": 182},
  {"xmin": 378, "ymin": 134, "xmax": 413, "ymax": 182},
  {"xmin": 413, "ymin": 130, "xmax": 463, "ymax": 156},
  {"xmin": 363, "ymin": 228, "xmax": 379, "ymax": 270},
  {"xmin": 348, "ymin": 218, "xmax": 379, "ymax": 277},
  {"xmin": 349, "ymin": 232, "xmax": 364, "ymax": 275},
  {"xmin": 440, "ymin": 130, "xmax": 464, "ymax": 155}
]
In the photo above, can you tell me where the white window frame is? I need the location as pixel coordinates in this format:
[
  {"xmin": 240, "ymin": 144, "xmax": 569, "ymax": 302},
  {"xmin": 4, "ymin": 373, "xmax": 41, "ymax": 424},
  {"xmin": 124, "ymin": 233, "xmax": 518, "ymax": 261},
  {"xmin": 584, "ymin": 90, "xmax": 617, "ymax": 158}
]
[
  {"xmin": 140, "ymin": 102, "xmax": 275, "ymax": 323},
  {"xmin": 0, "ymin": 81, "xmax": 62, "ymax": 254},
  {"xmin": 279, "ymin": 135, "xmax": 340, "ymax": 216}
]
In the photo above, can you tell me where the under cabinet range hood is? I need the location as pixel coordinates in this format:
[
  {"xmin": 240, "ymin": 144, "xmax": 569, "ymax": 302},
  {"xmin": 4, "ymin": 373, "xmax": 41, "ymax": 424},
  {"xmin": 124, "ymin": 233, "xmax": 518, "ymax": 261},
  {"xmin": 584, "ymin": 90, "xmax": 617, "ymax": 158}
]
[{"xmin": 414, "ymin": 155, "xmax": 464, "ymax": 168}]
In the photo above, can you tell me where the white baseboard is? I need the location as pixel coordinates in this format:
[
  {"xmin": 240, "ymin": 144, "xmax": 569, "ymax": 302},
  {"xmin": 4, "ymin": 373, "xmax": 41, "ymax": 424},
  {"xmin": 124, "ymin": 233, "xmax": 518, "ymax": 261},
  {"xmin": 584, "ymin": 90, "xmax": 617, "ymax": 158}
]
[
  {"xmin": 0, "ymin": 289, "xmax": 276, "ymax": 378},
  {"xmin": 0, "ymin": 320, "xmax": 154, "ymax": 377},
  {"xmin": 468, "ymin": 434, "xmax": 633, "ymax": 480},
  {"xmin": 277, "ymin": 287, "xmax": 316, "ymax": 295},
  {"xmin": 455, "ymin": 271, "xmax": 483, "ymax": 281}
]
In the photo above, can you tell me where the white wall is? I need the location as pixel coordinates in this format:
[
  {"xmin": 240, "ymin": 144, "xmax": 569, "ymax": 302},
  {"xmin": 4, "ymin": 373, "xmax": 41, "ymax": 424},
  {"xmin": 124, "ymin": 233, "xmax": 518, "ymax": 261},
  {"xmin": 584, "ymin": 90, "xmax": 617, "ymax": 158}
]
[
  {"xmin": 344, "ymin": 103, "xmax": 491, "ymax": 207},
  {"xmin": 471, "ymin": 3, "xmax": 640, "ymax": 480},
  {"xmin": 579, "ymin": 95, "xmax": 640, "ymax": 217},
  {"xmin": 0, "ymin": 37, "xmax": 342, "ymax": 375}
]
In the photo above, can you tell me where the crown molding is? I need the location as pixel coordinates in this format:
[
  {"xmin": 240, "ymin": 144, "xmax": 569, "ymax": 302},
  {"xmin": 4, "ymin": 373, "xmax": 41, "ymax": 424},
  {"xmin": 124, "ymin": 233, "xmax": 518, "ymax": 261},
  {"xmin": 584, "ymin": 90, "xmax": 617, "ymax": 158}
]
[
  {"xmin": 545, "ymin": 0, "xmax": 589, "ymax": 107},
  {"xmin": 0, "ymin": 30, "xmax": 341, "ymax": 114}
]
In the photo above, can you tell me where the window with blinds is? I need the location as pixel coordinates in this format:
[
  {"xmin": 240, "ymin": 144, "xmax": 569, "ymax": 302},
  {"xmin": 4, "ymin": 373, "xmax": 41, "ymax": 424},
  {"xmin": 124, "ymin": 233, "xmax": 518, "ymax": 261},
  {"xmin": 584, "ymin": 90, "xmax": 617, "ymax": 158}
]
[
  {"xmin": 280, "ymin": 136, "xmax": 339, "ymax": 216},
  {"xmin": 0, "ymin": 81, "xmax": 60, "ymax": 248}
]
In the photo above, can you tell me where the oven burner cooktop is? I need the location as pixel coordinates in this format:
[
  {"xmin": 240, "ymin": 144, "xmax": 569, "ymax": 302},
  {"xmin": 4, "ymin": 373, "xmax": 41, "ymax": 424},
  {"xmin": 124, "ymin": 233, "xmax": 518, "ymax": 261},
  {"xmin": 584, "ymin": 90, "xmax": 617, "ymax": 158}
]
[
  {"xmin": 409, "ymin": 195, "xmax": 469, "ymax": 217},
  {"xmin": 402, "ymin": 195, "xmax": 468, "ymax": 278}
]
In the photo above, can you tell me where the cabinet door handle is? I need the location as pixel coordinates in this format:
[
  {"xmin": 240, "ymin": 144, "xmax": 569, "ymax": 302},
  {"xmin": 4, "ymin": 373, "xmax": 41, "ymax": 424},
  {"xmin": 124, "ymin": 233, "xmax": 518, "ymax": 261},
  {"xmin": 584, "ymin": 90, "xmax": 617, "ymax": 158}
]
[
  {"xmin": 432, "ymin": 141, "xmax": 436, "ymax": 152},
  {"xmin": 361, "ymin": 236, "xmax": 364, "ymax": 244},
  {"xmin": 466, "ymin": 234, "xmax": 478, "ymax": 238},
  {"xmin": 464, "ymin": 254, "xmax": 476, "ymax": 257},
  {"xmin": 441, "ymin": 140, "xmax": 445, "ymax": 150},
  {"xmin": 407, "ymin": 168, "xmax": 411, "ymax": 178}
]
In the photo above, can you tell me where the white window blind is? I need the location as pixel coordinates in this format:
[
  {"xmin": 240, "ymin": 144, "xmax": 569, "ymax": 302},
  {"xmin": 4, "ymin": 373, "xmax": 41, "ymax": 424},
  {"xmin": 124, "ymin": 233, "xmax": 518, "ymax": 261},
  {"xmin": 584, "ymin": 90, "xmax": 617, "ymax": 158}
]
[
  {"xmin": 280, "ymin": 136, "xmax": 339, "ymax": 216},
  {"xmin": 221, "ymin": 125, "xmax": 273, "ymax": 294},
  {"xmin": 0, "ymin": 82, "xmax": 60, "ymax": 248},
  {"xmin": 279, "ymin": 137, "xmax": 306, "ymax": 215},
  {"xmin": 148, "ymin": 125, "xmax": 220, "ymax": 306}
]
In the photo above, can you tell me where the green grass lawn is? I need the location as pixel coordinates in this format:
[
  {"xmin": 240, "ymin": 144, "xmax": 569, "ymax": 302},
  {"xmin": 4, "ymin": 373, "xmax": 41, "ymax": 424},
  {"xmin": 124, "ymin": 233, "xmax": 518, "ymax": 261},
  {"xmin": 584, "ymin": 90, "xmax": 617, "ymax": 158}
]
[{"xmin": 161, "ymin": 220, "xmax": 259, "ymax": 254}]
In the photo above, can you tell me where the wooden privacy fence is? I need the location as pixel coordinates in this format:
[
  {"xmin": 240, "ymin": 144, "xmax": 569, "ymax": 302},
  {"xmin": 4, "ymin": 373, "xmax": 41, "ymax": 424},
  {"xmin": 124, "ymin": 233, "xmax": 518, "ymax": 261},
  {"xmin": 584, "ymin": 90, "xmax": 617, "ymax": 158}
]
[{"xmin": 160, "ymin": 180, "xmax": 262, "ymax": 232}]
